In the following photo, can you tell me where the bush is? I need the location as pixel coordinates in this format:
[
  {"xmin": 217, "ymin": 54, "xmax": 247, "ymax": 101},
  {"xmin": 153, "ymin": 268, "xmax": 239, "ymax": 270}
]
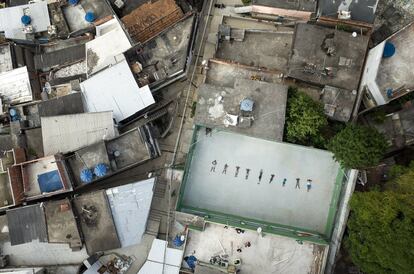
[
  {"xmin": 327, "ymin": 124, "xmax": 387, "ymax": 169},
  {"xmin": 285, "ymin": 87, "xmax": 328, "ymax": 147}
]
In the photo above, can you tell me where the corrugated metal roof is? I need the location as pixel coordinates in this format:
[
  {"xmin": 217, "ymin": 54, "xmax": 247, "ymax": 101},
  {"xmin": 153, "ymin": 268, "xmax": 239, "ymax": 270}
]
[
  {"xmin": 6, "ymin": 204, "xmax": 48, "ymax": 246},
  {"xmin": 106, "ymin": 178, "xmax": 155, "ymax": 247},
  {"xmin": 41, "ymin": 111, "xmax": 116, "ymax": 156},
  {"xmin": 37, "ymin": 93, "xmax": 84, "ymax": 117},
  {"xmin": 34, "ymin": 44, "xmax": 86, "ymax": 71},
  {"xmin": 81, "ymin": 60, "xmax": 155, "ymax": 123}
]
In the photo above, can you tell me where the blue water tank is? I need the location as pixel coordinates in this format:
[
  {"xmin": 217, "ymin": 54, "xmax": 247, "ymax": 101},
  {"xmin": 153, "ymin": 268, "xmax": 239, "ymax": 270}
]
[
  {"xmin": 173, "ymin": 235, "xmax": 185, "ymax": 247},
  {"xmin": 94, "ymin": 163, "xmax": 108, "ymax": 177},
  {"xmin": 184, "ymin": 256, "xmax": 197, "ymax": 270},
  {"xmin": 80, "ymin": 169, "xmax": 93, "ymax": 184},
  {"xmin": 9, "ymin": 108, "xmax": 17, "ymax": 117},
  {"xmin": 85, "ymin": 11, "xmax": 96, "ymax": 23},
  {"xmin": 383, "ymin": 42, "xmax": 396, "ymax": 58},
  {"xmin": 68, "ymin": 0, "xmax": 79, "ymax": 5},
  {"xmin": 21, "ymin": 15, "xmax": 31, "ymax": 26},
  {"xmin": 240, "ymin": 98, "xmax": 254, "ymax": 112}
]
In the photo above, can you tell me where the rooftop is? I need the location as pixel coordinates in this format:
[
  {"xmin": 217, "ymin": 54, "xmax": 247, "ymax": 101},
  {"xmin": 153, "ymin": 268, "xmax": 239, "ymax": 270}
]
[
  {"xmin": 317, "ymin": 0, "xmax": 379, "ymax": 24},
  {"xmin": 215, "ymin": 27, "xmax": 293, "ymax": 72},
  {"xmin": 65, "ymin": 127, "xmax": 158, "ymax": 187},
  {"xmin": 363, "ymin": 105, "xmax": 414, "ymax": 150},
  {"xmin": 34, "ymin": 43, "xmax": 86, "ymax": 72},
  {"xmin": 62, "ymin": 0, "xmax": 113, "ymax": 33},
  {"xmin": 106, "ymin": 178, "xmax": 155, "ymax": 247},
  {"xmin": 85, "ymin": 18, "xmax": 132, "ymax": 76},
  {"xmin": 125, "ymin": 14, "xmax": 197, "ymax": 91},
  {"xmin": 81, "ymin": 59, "xmax": 155, "ymax": 123},
  {"xmin": 0, "ymin": 2, "xmax": 50, "ymax": 40},
  {"xmin": 321, "ymin": 86, "xmax": 357, "ymax": 122},
  {"xmin": 12, "ymin": 155, "xmax": 72, "ymax": 201},
  {"xmin": 361, "ymin": 22, "xmax": 414, "ymax": 108},
  {"xmin": 252, "ymin": 0, "xmax": 317, "ymax": 12},
  {"xmin": 121, "ymin": 0, "xmax": 184, "ymax": 44},
  {"xmin": 6, "ymin": 204, "xmax": 48, "ymax": 246},
  {"xmin": 185, "ymin": 222, "xmax": 328, "ymax": 274},
  {"xmin": 0, "ymin": 43, "xmax": 13, "ymax": 73},
  {"xmin": 178, "ymin": 127, "xmax": 343, "ymax": 242},
  {"xmin": 0, "ymin": 149, "xmax": 25, "ymax": 210},
  {"xmin": 195, "ymin": 78, "xmax": 288, "ymax": 141},
  {"xmin": 11, "ymin": 92, "xmax": 84, "ymax": 128},
  {"xmin": 73, "ymin": 190, "xmax": 121, "ymax": 255},
  {"xmin": 0, "ymin": 66, "xmax": 33, "ymax": 105},
  {"xmin": 288, "ymin": 23, "xmax": 369, "ymax": 91},
  {"xmin": 41, "ymin": 111, "xmax": 116, "ymax": 155},
  {"xmin": 44, "ymin": 199, "xmax": 82, "ymax": 250},
  {"xmin": 205, "ymin": 59, "xmax": 285, "ymax": 88}
]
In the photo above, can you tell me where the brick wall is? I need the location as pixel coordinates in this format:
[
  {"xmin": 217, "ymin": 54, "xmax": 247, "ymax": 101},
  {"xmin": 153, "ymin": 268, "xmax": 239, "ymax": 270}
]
[{"xmin": 8, "ymin": 166, "xmax": 24, "ymax": 206}]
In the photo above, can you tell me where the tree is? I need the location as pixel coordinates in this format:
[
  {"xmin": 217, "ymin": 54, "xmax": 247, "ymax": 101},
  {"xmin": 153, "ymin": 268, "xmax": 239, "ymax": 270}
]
[
  {"xmin": 285, "ymin": 88, "xmax": 328, "ymax": 146},
  {"xmin": 346, "ymin": 167, "xmax": 414, "ymax": 274},
  {"xmin": 327, "ymin": 124, "xmax": 387, "ymax": 169}
]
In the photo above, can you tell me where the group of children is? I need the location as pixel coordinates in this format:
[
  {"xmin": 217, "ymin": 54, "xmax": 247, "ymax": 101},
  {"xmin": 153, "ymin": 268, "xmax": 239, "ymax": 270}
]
[{"xmin": 210, "ymin": 160, "xmax": 313, "ymax": 191}]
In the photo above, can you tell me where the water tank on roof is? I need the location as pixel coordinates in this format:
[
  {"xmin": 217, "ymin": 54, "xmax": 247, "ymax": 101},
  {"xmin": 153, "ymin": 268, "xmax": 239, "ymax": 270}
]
[
  {"xmin": 383, "ymin": 42, "xmax": 396, "ymax": 58},
  {"xmin": 94, "ymin": 163, "xmax": 108, "ymax": 177},
  {"xmin": 21, "ymin": 15, "xmax": 31, "ymax": 26},
  {"xmin": 173, "ymin": 235, "xmax": 185, "ymax": 247},
  {"xmin": 68, "ymin": 0, "xmax": 79, "ymax": 6},
  {"xmin": 85, "ymin": 11, "xmax": 96, "ymax": 23},
  {"xmin": 80, "ymin": 169, "xmax": 93, "ymax": 184},
  {"xmin": 240, "ymin": 98, "xmax": 254, "ymax": 112}
]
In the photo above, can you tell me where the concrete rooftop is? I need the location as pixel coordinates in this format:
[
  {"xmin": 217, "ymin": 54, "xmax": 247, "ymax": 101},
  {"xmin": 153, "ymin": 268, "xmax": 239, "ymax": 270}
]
[
  {"xmin": 215, "ymin": 28, "xmax": 293, "ymax": 72},
  {"xmin": 205, "ymin": 59, "xmax": 285, "ymax": 88},
  {"xmin": 288, "ymin": 23, "xmax": 369, "ymax": 91},
  {"xmin": 73, "ymin": 190, "xmax": 121, "ymax": 255},
  {"xmin": 185, "ymin": 222, "xmax": 327, "ymax": 274},
  {"xmin": 179, "ymin": 127, "xmax": 342, "ymax": 238},
  {"xmin": 376, "ymin": 23, "xmax": 414, "ymax": 100},
  {"xmin": 195, "ymin": 78, "xmax": 288, "ymax": 141},
  {"xmin": 125, "ymin": 14, "xmax": 196, "ymax": 91}
]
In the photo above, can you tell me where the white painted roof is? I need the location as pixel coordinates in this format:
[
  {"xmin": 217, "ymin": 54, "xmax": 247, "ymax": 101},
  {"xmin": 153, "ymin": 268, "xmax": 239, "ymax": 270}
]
[
  {"xmin": 86, "ymin": 18, "xmax": 132, "ymax": 76},
  {"xmin": 41, "ymin": 111, "xmax": 116, "ymax": 156},
  {"xmin": 81, "ymin": 59, "xmax": 155, "ymax": 123},
  {"xmin": 106, "ymin": 178, "xmax": 155, "ymax": 247},
  {"xmin": 0, "ymin": 66, "xmax": 32, "ymax": 105},
  {"xmin": 137, "ymin": 239, "xmax": 183, "ymax": 274},
  {"xmin": 0, "ymin": 2, "xmax": 50, "ymax": 39}
]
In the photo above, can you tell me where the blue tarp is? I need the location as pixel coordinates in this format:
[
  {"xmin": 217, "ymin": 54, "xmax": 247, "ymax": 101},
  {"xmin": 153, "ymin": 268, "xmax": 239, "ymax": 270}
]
[{"xmin": 37, "ymin": 170, "xmax": 63, "ymax": 193}]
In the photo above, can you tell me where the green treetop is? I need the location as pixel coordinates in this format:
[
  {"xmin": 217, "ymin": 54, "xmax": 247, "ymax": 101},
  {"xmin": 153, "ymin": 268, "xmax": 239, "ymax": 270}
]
[{"xmin": 327, "ymin": 124, "xmax": 387, "ymax": 169}]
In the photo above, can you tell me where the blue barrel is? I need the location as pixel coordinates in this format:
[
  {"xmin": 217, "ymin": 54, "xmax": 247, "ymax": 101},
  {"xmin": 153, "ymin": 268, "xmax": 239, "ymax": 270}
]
[
  {"xmin": 68, "ymin": 0, "xmax": 79, "ymax": 5},
  {"xmin": 85, "ymin": 11, "xmax": 96, "ymax": 23},
  {"xmin": 94, "ymin": 163, "xmax": 108, "ymax": 177},
  {"xmin": 21, "ymin": 15, "xmax": 31, "ymax": 25},
  {"xmin": 80, "ymin": 169, "xmax": 93, "ymax": 184},
  {"xmin": 383, "ymin": 42, "xmax": 396, "ymax": 58}
]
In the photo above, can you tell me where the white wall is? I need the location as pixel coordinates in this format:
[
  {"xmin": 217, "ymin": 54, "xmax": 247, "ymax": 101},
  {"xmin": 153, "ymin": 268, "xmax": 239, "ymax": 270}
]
[{"xmin": 359, "ymin": 41, "xmax": 387, "ymax": 107}]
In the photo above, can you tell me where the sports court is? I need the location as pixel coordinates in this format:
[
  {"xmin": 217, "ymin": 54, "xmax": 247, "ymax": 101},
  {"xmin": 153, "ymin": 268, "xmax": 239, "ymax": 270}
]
[{"xmin": 178, "ymin": 127, "xmax": 343, "ymax": 240}]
